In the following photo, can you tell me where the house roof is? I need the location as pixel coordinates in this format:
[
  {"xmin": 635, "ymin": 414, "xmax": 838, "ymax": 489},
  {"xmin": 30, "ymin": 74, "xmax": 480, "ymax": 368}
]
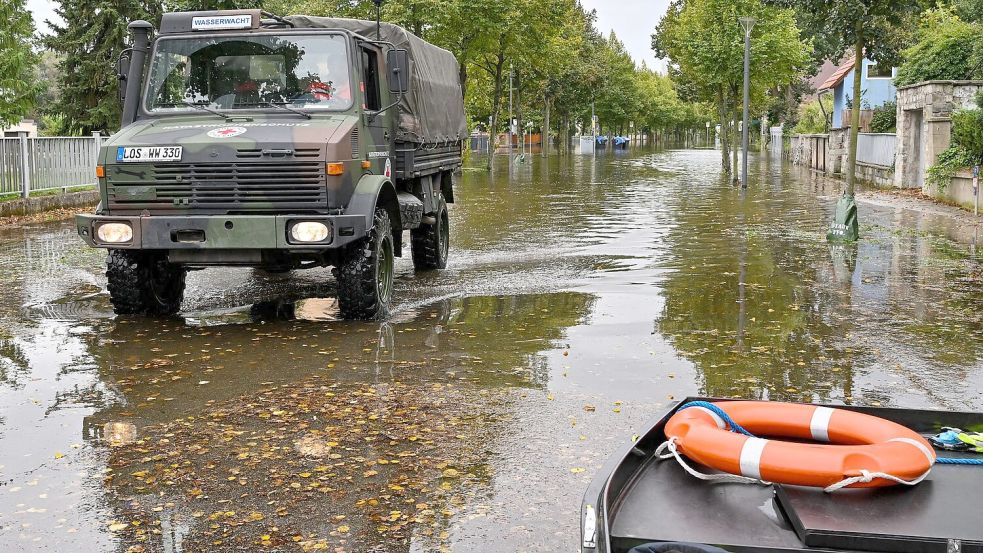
[{"xmin": 818, "ymin": 57, "xmax": 856, "ymax": 91}]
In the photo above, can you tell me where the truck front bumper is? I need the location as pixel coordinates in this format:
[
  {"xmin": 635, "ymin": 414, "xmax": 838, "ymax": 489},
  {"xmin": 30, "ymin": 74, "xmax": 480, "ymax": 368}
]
[{"xmin": 75, "ymin": 214, "xmax": 367, "ymax": 251}]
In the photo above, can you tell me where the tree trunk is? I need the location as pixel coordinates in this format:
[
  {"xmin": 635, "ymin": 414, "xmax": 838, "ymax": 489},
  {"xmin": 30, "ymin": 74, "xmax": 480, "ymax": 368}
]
[
  {"xmin": 846, "ymin": 31, "xmax": 863, "ymax": 197},
  {"xmin": 543, "ymin": 96, "xmax": 551, "ymax": 157},
  {"xmin": 716, "ymin": 88, "xmax": 730, "ymax": 174},
  {"xmin": 486, "ymin": 52, "xmax": 506, "ymax": 171},
  {"xmin": 459, "ymin": 62, "xmax": 468, "ymax": 101},
  {"xmin": 732, "ymin": 105, "xmax": 741, "ymax": 181}
]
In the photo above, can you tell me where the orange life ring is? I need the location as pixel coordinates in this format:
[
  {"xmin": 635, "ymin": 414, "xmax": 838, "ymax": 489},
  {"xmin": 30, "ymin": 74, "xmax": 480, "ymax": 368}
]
[{"xmin": 664, "ymin": 401, "xmax": 936, "ymax": 489}]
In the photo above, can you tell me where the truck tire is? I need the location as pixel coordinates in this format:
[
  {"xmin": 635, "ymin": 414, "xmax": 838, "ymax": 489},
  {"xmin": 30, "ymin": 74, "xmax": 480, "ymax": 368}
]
[
  {"xmin": 106, "ymin": 250, "xmax": 186, "ymax": 316},
  {"xmin": 335, "ymin": 208, "xmax": 395, "ymax": 320},
  {"xmin": 411, "ymin": 194, "xmax": 449, "ymax": 270}
]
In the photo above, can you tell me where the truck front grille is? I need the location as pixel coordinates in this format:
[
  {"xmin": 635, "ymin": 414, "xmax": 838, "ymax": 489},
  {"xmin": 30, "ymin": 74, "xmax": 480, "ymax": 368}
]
[{"xmin": 107, "ymin": 161, "xmax": 327, "ymax": 213}]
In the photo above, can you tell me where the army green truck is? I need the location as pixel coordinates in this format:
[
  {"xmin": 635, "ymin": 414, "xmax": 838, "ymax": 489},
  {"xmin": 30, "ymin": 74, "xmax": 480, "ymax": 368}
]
[{"xmin": 75, "ymin": 10, "xmax": 467, "ymax": 319}]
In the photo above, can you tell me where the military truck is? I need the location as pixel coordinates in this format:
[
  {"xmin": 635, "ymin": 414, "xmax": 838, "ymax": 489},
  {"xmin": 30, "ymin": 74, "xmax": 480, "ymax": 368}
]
[{"xmin": 76, "ymin": 10, "xmax": 467, "ymax": 319}]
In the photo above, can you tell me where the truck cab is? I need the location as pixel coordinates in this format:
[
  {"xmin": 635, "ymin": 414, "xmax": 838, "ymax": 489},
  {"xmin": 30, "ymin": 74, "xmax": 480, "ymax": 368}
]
[{"xmin": 76, "ymin": 10, "xmax": 466, "ymax": 319}]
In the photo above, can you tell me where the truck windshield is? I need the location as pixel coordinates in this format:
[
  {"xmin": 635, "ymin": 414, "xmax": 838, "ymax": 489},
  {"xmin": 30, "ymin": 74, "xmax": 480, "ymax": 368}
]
[{"xmin": 145, "ymin": 34, "xmax": 353, "ymax": 113}]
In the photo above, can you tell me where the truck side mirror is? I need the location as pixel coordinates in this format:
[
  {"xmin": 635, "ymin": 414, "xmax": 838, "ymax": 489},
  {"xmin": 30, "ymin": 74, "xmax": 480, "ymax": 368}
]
[
  {"xmin": 387, "ymin": 49, "xmax": 409, "ymax": 94},
  {"xmin": 118, "ymin": 54, "xmax": 131, "ymax": 104}
]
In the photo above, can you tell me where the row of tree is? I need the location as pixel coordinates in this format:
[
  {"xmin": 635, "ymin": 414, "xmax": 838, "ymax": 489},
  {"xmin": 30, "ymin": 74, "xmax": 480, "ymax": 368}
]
[{"xmin": 0, "ymin": 0, "xmax": 715, "ymax": 157}]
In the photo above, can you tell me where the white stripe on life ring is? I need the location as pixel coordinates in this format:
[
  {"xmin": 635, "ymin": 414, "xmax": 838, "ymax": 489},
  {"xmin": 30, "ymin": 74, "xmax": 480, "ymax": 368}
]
[
  {"xmin": 739, "ymin": 437, "xmax": 769, "ymax": 480},
  {"xmin": 690, "ymin": 406, "xmax": 726, "ymax": 429},
  {"xmin": 810, "ymin": 406, "xmax": 834, "ymax": 442},
  {"xmin": 888, "ymin": 437, "xmax": 936, "ymax": 464}
]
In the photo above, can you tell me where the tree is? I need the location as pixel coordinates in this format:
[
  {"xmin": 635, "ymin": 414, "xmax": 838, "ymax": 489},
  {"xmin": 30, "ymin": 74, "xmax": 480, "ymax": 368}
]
[
  {"xmin": 654, "ymin": 0, "xmax": 811, "ymax": 179},
  {"xmin": 0, "ymin": 0, "xmax": 41, "ymax": 127},
  {"xmin": 770, "ymin": 0, "xmax": 921, "ymax": 205},
  {"xmin": 45, "ymin": 0, "xmax": 152, "ymax": 133},
  {"xmin": 894, "ymin": 7, "xmax": 983, "ymax": 86}
]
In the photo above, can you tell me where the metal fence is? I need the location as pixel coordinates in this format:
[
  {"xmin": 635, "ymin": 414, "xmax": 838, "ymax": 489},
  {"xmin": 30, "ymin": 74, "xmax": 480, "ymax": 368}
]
[
  {"xmin": 856, "ymin": 133, "xmax": 896, "ymax": 168},
  {"xmin": 0, "ymin": 133, "xmax": 101, "ymax": 197}
]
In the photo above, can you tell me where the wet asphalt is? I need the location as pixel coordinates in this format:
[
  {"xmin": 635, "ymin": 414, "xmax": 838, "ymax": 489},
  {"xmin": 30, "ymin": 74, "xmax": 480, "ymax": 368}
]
[{"xmin": 1, "ymin": 146, "xmax": 983, "ymax": 552}]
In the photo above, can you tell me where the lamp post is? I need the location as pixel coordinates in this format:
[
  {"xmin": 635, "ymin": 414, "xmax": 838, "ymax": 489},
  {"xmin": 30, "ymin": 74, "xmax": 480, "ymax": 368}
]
[{"xmin": 739, "ymin": 16, "xmax": 755, "ymax": 189}]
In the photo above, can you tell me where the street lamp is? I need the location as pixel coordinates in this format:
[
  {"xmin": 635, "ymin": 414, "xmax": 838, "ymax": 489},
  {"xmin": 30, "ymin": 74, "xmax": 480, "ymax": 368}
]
[{"xmin": 739, "ymin": 16, "xmax": 755, "ymax": 189}]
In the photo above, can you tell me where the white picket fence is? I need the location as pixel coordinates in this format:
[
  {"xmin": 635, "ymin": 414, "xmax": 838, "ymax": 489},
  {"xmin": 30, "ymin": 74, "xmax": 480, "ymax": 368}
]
[{"xmin": 0, "ymin": 133, "xmax": 102, "ymax": 197}]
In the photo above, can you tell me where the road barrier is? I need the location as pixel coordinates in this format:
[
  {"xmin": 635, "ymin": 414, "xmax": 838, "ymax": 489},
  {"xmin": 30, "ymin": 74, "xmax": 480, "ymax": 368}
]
[{"xmin": 0, "ymin": 133, "xmax": 101, "ymax": 198}]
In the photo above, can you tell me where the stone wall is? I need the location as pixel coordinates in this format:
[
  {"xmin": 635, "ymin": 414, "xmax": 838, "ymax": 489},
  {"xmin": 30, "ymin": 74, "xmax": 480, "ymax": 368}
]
[
  {"xmin": 855, "ymin": 162, "xmax": 895, "ymax": 188},
  {"xmin": 828, "ymin": 128, "xmax": 849, "ymax": 175},
  {"xmin": 923, "ymin": 168, "xmax": 980, "ymax": 210},
  {"xmin": 895, "ymin": 80, "xmax": 983, "ymax": 189}
]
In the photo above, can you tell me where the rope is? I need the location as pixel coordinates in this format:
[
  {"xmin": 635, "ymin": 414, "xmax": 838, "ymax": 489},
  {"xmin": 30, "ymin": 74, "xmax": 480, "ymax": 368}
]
[
  {"xmin": 823, "ymin": 469, "xmax": 931, "ymax": 493},
  {"xmin": 654, "ymin": 437, "xmax": 769, "ymax": 485},
  {"xmin": 937, "ymin": 457, "xmax": 983, "ymax": 465},
  {"xmin": 660, "ymin": 401, "xmax": 983, "ymax": 493},
  {"xmin": 676, "ymin": 401, "xmax": 755, "ymax": 436}
]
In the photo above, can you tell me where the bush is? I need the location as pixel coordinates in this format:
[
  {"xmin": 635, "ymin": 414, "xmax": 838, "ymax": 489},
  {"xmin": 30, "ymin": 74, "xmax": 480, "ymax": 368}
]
[
  {"xmin": 926, "ymin": 145, "xmax": 977, "ymax": 191},
  {"xmin": 869, "ymin": 101, "xmax": 897, "ymax": 133},
  {"xmin": 952, "ymin": 108, "xmax": 983, "ymax": 159},
  {"xmin": 895, "ymin": 9, "xmax": 983, "ymax": 87},
  {"xmin": 792, "ymin": 97, "xmax": 831, "ymax": 135}
]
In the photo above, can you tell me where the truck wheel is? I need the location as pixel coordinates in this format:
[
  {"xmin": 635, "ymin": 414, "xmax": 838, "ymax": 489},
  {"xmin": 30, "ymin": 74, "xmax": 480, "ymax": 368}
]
[
  {"xmin": 106, "ymin": 250, "xmax": 186, "ymax": 316},
  {"xmin": 335, "ymin": 208, "xmax": 395, "ymax": 320},
  {"xmin": 411, "ymin": 194, "xmax": 449, "ymax": 270}
]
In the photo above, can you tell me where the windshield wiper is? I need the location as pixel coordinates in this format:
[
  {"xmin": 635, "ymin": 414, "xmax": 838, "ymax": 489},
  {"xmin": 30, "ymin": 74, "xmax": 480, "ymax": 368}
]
[
  {"xmin": 156, "ymin": 101, "xmax": 233, "ymax": 121},
  {"xmin": 238, "ymin": 101, "xmax": 312, "ymax": 120}
]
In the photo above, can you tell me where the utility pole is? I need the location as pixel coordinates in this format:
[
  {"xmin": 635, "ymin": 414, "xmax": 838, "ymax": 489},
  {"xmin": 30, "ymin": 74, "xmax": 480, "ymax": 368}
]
[
  {"xmin": 508, "ymin": 63, "xmax": 514, "ymax": 164},
  {"xmin": 739, "ymin": 16, "xmax": 755, "ymax": 189}
]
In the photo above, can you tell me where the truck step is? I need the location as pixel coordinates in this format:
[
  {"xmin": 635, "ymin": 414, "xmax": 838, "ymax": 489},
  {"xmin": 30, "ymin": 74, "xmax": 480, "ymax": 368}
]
[{"xmin": 397, "ymin": 192, "xmax": 423, "ymax": 230}]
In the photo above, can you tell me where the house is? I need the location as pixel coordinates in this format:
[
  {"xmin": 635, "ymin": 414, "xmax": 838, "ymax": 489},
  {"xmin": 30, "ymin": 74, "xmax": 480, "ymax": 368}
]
[
  {"xmin": 819, "ymin": 57, "xmax": 897, "ymax": 130},
  {"xmin": 0, "ymin": 119, "xmax": 38, "ymax": 137}
]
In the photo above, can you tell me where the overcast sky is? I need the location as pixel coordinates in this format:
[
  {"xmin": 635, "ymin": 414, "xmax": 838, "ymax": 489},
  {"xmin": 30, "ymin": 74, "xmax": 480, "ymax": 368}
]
[
  {"xmin": 27, "ymin": 0, "xmax": 671, "ymax": 71},
  {"xmin": 581, "ymin": 0, "xmax": 670, "ymax": 72}
]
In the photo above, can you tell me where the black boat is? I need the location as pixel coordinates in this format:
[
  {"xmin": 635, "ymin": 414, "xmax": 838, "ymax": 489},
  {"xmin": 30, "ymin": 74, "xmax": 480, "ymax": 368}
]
[{"xmin": 581, "ymin": 397, "xmax": 983, "ymax": 553}]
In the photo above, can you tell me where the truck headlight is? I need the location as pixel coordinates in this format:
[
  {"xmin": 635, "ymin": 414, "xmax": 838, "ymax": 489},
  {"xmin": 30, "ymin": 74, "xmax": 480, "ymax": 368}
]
[
  {"xmin": 290, "ymin": 221, "xmax": 330, "ymax": 243},
  {"xmin": 96, "ymin": 222, "xmax": 133, "ymax": 244}
]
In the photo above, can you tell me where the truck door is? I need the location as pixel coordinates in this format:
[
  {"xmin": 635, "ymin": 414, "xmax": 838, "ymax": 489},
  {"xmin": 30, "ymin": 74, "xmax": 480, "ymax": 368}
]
[{"xmin": 357, "ymin": 42, "xmax": 392, "ymax": 179}]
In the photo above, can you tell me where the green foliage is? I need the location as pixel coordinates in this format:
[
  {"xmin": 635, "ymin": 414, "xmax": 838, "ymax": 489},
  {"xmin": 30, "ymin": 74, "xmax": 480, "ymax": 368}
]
[
  {"xmin": 952, "ymin": 108, "xmax": 983, "ymax": 159},
  {"xmin": 895, "ymin": 8, "xmax": 983, "ymax": 87},
  {"xmin": 0, "ymin": 0, "xmax": 42, "ymax": 127},
  {"xmin": 771, "ymin": 0, "xmax": 922, "ymax": 69},
  {"xmin": 44, "ymin": 0, "xmax": 151, "ymax": 134},
  {"xmin": 926, "ymin": 144, "xmax": 977, "ymax": 191},
  {"xmin": 36, "ymin": 0, "xmax": 708, "ymax": 145},
  {"xmin": 37, "ymin": 113, "xmax": 81, "ymax": 137},
  {"xmin": 654, "ymin": 0, "xmax": 812, "ymax": 172},
  {"xmin": 869, "ymin": 101, "xmax": 896, "ymax": 133},
  {"xmin": 952, "ymin": 0, "xmax": 983, "ymax": 22},
  {"xmin": 792, "ymin": 96, "xmax": 831, "ymax": 134}
]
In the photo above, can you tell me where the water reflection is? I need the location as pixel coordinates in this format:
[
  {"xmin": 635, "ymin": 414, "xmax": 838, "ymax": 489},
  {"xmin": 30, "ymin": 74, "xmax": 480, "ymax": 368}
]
[{"xmin": 2, "ymin": 146, "xmax": 983, "ymax": 551}]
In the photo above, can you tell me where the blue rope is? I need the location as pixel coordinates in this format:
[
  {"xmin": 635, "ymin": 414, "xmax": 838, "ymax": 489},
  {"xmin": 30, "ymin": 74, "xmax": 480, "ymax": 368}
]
[
  {"xmin": 937, "ymin": 457, "xmax": 983, "ymax": 465},
  {"xmin": 675, "ymin": 401, "xmax": 983, "ymax": 465},
  {"xmin": 677, "ymin": 401, "xmax": 755, "ymax": 436}
]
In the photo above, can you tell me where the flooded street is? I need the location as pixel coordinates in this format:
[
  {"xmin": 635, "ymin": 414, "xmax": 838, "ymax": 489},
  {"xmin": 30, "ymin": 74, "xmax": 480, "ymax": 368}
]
[{"xmin": 3, "ymin": 146, "xmax": 983, "ymax": 552}]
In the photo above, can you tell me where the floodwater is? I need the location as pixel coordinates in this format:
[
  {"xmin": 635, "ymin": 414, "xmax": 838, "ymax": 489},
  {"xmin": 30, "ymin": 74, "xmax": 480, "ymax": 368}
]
[{"xmin": 2, "ymin": 147, "xmax": 983, "ymax": 552}]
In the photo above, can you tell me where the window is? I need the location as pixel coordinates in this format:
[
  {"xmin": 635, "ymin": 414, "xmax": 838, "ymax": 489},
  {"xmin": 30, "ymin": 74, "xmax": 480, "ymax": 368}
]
[
  {"xmin": 360, "ymin": 47, "xmax": 381, "ymax": 111},
  {"xmin": 867, "ymin": 63, "xmax": 893, "ymax": 79},
  {"xmin": 145, "ymin": 34, "xmax": 353, "ymax": 112}
]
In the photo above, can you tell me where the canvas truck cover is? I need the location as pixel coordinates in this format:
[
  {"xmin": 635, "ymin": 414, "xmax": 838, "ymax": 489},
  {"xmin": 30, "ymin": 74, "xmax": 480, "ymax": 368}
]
[{"xmin": 286, "ymin": 16, "xmax": 467, "ymax": 145}]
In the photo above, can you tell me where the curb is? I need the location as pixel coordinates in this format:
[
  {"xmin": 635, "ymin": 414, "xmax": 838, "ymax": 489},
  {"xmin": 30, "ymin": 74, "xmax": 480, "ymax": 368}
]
[{"xmin": 0, "ymin": 191, "xmax": 100, "ymax": 218}]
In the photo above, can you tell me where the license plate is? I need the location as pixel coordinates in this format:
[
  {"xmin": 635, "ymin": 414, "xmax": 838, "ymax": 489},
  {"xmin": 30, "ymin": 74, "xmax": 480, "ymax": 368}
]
[{"xmin": 116, "ymin": 146, "xmax": 183, "ymax": 163}]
